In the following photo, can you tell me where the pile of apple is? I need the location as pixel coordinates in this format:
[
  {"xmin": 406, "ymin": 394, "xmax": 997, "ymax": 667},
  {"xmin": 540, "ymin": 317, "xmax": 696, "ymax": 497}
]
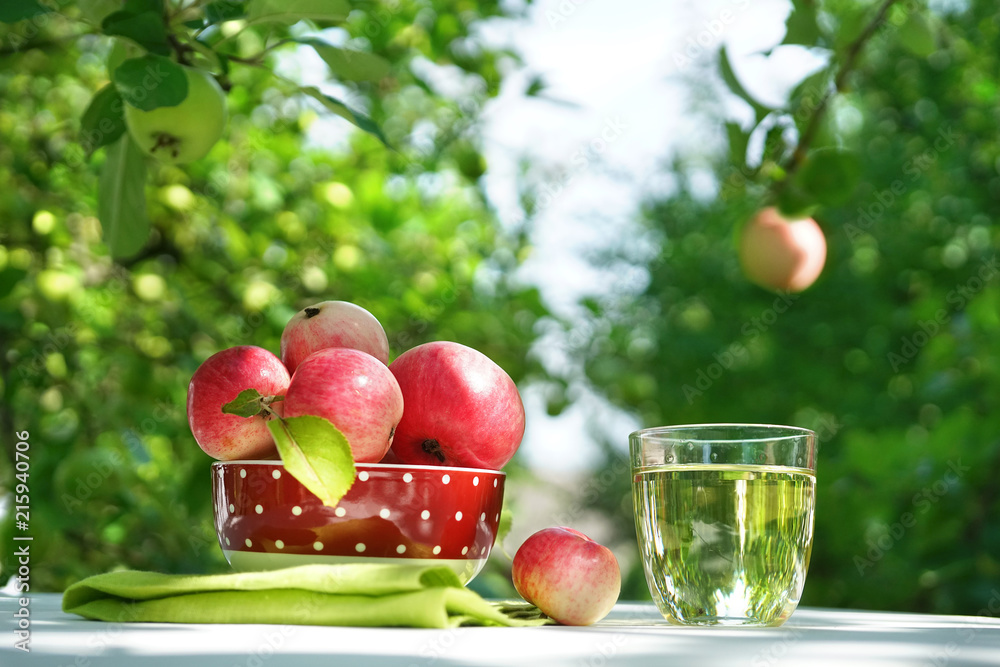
[
  {"xmin": 186, "ymin": 300, "xmax": 524, "ymax": 468},
  {"xmin": 186, "ymin": 300, "xmax": 620, "ymax": 626}
]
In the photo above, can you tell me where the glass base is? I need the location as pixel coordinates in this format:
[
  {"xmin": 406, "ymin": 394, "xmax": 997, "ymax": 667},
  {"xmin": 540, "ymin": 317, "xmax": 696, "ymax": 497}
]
[{"xmin": 664, "ymin": 614, "xmax": 790, "ymax": 628}]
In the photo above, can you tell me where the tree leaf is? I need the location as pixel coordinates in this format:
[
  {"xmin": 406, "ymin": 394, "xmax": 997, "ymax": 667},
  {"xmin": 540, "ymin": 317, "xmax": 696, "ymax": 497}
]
[
  {"xmin": 107, "ymin": 38, "xmax": 135, "ymax": 75},
  {"xmin": 782, "ymin": 0, "xmax": 821, "ymax": 47},
  {"xmin": 80, "ymin": 84, "xmax": 127, "ymax": 156},
  {"xmin": 898, "ymin": 12, "xmax": 937, "ymax": 58},
  {"xmin": 775, "ymin": 182, "xmax": 819, "ymax": 219},
  {"xmin": 113, "ymin": 55, "xmax": 189, "ymax": 111},
  {"xmin": 246, "ymin": 0, "xmax": 350, "ymax": 25},
  {"xmin": 221, "ymin": 388, "xmax": 265, "ymax": 417},
  {"xmin": 726, "ymin": 121, "xmax": 749, "ymax": 169},
  {"xmin": 299, "ymin": 86, "xmax": 391, "ymax": 147},
  {"xmin": 834, "ymin": 7, "xmax": 869, "ymax": 50},
  {"xmin": 99, "ymin": 135, "xmax": 149, "ymax": 259},
  {"xmin": 795, "ymin": 147, "xmax": 861, "ymax": 206},
  {"xmin": 102, "ymin": 8, "xmax": 171, "ymax": 56},
  {"xmin": 267, "ymin": 415, "xmax": 356, "ymax": 508},
  {"xmin": 78, "ymin": 0, "xmax": 122, "ymax": 25},
  {"xmin": 718, "ymin": 46, "xmax": 772, "ymax": 124},
  {"xmin": 0, "ymin": 267, "xmax": 27, "ymax": 300},
  {"xmin": 308, "ymin": 42, "xmax": 391, "ymax": 82},
  {"xmin": 0, "ymin": 1, "xmax": 50, "ymax": 23},
  {"xmin": 205, "ymin": 0, "xmax": 247, "ymax": 24},
  {"xmin": 790, "ymin": 67, "xmax": 831, "ymax": 117}
]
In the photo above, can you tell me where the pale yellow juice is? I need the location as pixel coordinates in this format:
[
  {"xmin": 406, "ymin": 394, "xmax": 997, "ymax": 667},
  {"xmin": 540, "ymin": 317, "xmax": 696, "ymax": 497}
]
[{"xmin": 633, "ymin": 464, "xmax": 815, "ymax": 626}]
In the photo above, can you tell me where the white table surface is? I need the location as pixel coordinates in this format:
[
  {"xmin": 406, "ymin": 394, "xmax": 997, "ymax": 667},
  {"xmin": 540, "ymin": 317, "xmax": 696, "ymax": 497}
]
[{"xmin": 4, "ymin": 594, "xmax": 1000, "ymax": 666}]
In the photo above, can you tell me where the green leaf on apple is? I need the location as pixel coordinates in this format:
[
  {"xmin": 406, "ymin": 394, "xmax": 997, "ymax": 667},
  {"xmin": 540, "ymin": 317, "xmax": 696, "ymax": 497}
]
[
  {"xmin": 113, "ymin": 55, "xmax": 189, "ymax": 111},
  {"xmin": 222, "ymin": 388, "xmax": 267, "ymax": 418},
  {"xmin": 98, "ymin": 134, "xmax": 149, "ymax": 259},
  {"xmin": 267, "ymin": 415, "xmax": 356, "ymax": 508},
  {"xmin": 80, "ymin": 84, "xmax": 127, "ymax": 156}
]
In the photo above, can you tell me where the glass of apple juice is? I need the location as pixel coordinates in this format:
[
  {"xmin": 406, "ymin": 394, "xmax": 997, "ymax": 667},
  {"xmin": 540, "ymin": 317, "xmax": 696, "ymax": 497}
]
[{"xmin": 629, "ymin": 424, "xmax": 816, "ymax": 627}]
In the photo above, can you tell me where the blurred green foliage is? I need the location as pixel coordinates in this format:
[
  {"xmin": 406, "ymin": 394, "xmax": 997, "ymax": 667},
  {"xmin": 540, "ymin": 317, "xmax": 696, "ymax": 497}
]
[
  {"xmin": 2, "ymin": 0, "xmax": 999, "ymax": 621},
  {"xmin": 576, "ymin": 0, "xmax": 1000, "ymax": 615},
  {"xmin": 0, "ymin": 0, "xmax": 548, "ymax": 590}
]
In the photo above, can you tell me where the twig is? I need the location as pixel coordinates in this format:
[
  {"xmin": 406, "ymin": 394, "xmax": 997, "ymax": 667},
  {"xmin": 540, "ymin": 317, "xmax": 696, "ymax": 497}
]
[
  {"xmin": 222, "ymin": 38, "xmax": 295, "ymax": 66},
  {"xmin": 167, "ymin": 32, "xmax": 194, "ymax": 66},
  {"xmin": 781, "ymin": 0, "xmax": 899, "ymax": 180}
]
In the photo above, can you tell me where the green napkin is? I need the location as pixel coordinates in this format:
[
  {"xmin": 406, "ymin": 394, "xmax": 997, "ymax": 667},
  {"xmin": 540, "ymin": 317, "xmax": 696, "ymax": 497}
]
[{"xmin": 62, "ymin": 563, "xmax": 551, "ymax": 629}]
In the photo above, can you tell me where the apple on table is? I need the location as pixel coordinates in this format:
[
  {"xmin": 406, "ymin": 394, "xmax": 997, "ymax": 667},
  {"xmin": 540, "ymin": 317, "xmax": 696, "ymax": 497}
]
[{"xmin": 512, "ymin": 527, "xmax": 621, "ymax": 626}]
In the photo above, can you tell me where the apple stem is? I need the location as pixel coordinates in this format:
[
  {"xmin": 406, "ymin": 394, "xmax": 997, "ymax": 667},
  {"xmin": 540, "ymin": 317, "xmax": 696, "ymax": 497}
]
[
  {"xmin": 421, "ymin": 439, "xmax": 446, "ymax": 462},
  {"xmin": 304, "ymin": 307, "xmax": 321, "ymax": 318},
  {"xmin": 259, "ymin": 394, "xmax": 283, "ymax": 420}
]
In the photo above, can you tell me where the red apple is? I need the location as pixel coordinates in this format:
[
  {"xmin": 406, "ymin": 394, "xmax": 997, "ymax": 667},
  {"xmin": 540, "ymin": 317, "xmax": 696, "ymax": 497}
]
[
  {"xmin": 187, "ymin": 345, "xmax": 290, "ymax": 460},
  {"xmin": 739, "ymin": 207, "xmax": 827, "ymax": 292},
  {"xmin": 387, "ymin": 341, "xmax": 524, "ymax": 470},
  {"xmin": 280, "ymin": 300, "xmax": 390, "ymax": 374},
  {"xmin": 282, "ymin": 347, "xmax": 403, "ymax": 462},
  {"xmin": 512, "ymin": 527, "xmax": 621, "ymax": 626}
]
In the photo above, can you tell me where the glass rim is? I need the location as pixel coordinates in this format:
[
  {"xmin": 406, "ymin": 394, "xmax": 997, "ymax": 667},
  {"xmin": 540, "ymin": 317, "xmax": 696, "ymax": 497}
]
[{"xmin": 629, "ymin": 422, "xmax": 816, "ymax": 444}]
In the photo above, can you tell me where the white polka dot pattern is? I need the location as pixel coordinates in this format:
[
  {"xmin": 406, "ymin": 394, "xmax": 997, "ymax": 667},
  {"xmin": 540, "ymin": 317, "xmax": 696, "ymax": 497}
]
[{"xmin": 219, "ymin": 463, "xmax": 505, "ymax": 562}]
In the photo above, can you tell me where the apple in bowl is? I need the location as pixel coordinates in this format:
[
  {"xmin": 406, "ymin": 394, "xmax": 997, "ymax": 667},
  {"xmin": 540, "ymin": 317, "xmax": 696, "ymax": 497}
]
[
  {"xmin": 388, "ymin": 341, "xmax": 525, "ymax": 470},
  {"xmin": 280, "ymin": 300, "xmax": 389, "ymax": 373}
]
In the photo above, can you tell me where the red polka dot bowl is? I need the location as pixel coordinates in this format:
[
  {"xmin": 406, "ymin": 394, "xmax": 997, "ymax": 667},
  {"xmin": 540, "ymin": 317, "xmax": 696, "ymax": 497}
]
[{"xmin": 212, "ymin": 461, "xmax": 505, "ymax": 584}]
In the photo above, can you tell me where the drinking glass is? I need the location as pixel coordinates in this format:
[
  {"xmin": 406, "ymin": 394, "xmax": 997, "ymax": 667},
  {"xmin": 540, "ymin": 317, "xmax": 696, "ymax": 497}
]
[{"xmin": 629, "ymin": 423, "xmax": 816, "ymax": 627}]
